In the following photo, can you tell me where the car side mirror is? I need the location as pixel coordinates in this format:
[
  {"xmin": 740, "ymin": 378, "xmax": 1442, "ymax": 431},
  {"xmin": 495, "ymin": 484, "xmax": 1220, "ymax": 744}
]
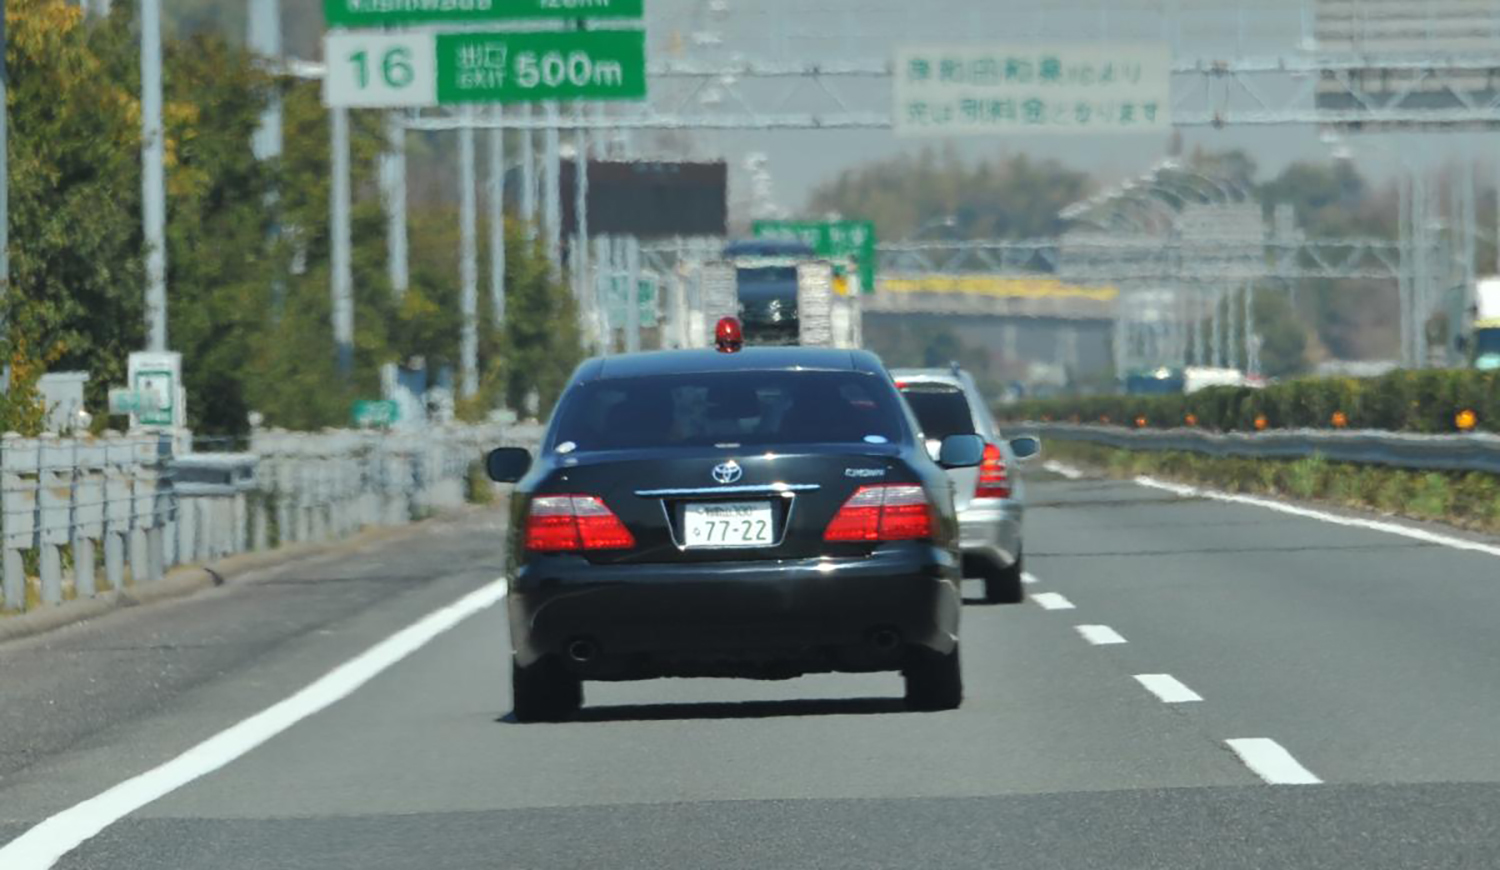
[
  {"xmin": 1008, "ymin": 436, "xmax": 1041, "ymax": 461},
  {"xmin": 486, "ymin": 447, "xmax": 533, "ymax": 483},
  {"xmin": 937, "ymin": 434, "xmax": 986, "ymax": 469}
]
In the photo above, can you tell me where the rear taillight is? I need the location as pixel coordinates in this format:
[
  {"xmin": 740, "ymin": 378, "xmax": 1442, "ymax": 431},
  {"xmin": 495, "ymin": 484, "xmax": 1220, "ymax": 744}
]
[
  {"xmin": 524, "ymin": 495, "xmax": 636, "ymax": 552},
  {"xmin": 975, "ymin": 443, "xmax": 1010, "ymax": 499},
  {"xmin": 824, "ymin": 485, "xmax": 935, "ymax": 542}
]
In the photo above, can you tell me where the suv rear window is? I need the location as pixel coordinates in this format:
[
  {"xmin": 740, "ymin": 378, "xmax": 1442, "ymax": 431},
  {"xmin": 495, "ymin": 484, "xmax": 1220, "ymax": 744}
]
[
  {"xmin": 552, "ymin": 371, "xmax": 906, "ymax": 451},
  {"xmin": 898, "ymin": 384, "xmax": 977, "ymax": 441}
]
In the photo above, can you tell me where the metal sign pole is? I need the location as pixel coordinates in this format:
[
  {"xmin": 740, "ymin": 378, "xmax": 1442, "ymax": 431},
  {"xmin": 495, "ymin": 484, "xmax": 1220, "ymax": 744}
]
[
  {"xmin": 381, "ymin": 112, "xmax": 410, "ymax": 298},
  {"xmin": 520, "ymin": 104, "xmax": 537, "ymax": 238},
  {"xmin": 330, "ymin": 107, "xmax": 354, "ymax": 377},
  {"xmin": 542, "ymin": 102, "xmax": 562, "ymax": 274},
  {"xmin": 459, "ymin": 108, "xmax": 479, "ymax": 399},
  {"xmin": 626, "ymin": 235, "xmax": 641, "ymax": 353},
  {"xmin": 487, "ymin": 105, "xmax": 506, "ymax": 324},
  {"xmin": 249, "ymin": 0, "xmax": 286, "ymax": 315},
  {"xmin": 574, "ymin": 103, "xmax": 592, "ymax": 343},
  {"xmin": 141, "ymin": 0, "xmax": 169, "ymax": 351}
]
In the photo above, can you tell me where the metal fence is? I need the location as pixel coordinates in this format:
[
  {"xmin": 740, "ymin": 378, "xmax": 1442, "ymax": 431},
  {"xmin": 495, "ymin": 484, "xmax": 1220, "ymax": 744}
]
[
  {"xmin": 0, "ymin": 424, "xmax": 539, "ymax": 614},
  {"xmin": 1030, "ymin": 423, "xmax": 1500, "ymax": 476}
]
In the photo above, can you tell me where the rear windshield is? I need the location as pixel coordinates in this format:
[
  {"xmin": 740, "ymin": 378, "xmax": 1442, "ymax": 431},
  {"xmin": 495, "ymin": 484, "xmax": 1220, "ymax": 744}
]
[
  {"xmin": 552, "ymin": 371, "xmax": 907, "ymax": 451},
  {"xmin": 898, "ymin": 385, "xmax": 977, "ymax": 441}
]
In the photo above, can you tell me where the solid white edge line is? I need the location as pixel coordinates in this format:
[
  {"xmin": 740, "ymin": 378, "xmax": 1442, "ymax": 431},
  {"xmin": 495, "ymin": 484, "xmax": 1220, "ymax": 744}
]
[
  {"xmin": 1020, "ymin": 571, "xmax": 1040, "ymax": 585},
  {"xmin": 0, "ymin": 579, "xmax": 510, "ymax": 870},
  {"xmin": 1133, "ymin": 673, "xmax": 1203, "ymax": 703},
  {"xmin": 1031, "ymin": 592, "xmax": 1076, "ymax": 611},
  {"xmin": 1136, "ymin": 475, "xmax": 1500, "ymax": 560},
  {"xmin": 1042, "ymin": 460, "xmax": 1085, "ymax": 480},
  {"xmin": 1226, "ymin": 738, "xmax": 1323, "ymax": 785},
  {"xmin": 1074, "ymin": 624, "xmax": 1128, "ymax": 646}
]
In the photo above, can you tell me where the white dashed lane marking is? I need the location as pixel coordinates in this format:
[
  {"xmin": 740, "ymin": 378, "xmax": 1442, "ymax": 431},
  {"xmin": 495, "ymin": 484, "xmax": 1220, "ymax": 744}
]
[
  {"xmin": 1133, "ymin": 673, "xmax": 1203, "ymax": 704},
  {"xmin": 1030, "ymin": 592, "xmax": 1076, "ymax": 611},
  {"xmin": 1226, "ymin": 738, "xmax": 1323, "ymax": 785},
  {"xmin": 1074, "ymin": 624, "xmax": 1128, "ymax": 646}
]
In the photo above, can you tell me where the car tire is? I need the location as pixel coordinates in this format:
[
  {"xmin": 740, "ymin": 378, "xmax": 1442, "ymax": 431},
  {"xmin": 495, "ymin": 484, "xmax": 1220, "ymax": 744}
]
[
  {"xmin": 511, "ymin": 658, "xmax": 583, "ymax": 723},
  {"xmin": 983, "ymin": 551, "xmax": 1025, "ymax": 605},
  {"xmin": 904, "ymin": 646, "xmax": 963, "ymax": 712}
]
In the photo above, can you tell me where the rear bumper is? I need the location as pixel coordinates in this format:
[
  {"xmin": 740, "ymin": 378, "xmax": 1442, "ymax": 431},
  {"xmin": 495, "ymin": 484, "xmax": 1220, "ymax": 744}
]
[
  {"xmin": 958, "ymin": 499, "xmax": 1024, "ymax": 576},
  {"xmin": 508, "ymin": 544, "xmax": 961, "ymax": 679}
]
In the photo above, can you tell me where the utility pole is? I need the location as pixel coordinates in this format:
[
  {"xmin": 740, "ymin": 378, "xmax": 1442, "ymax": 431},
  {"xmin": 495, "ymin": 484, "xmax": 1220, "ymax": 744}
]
[
  {"xmin": 487, "ymin": 106, "xmax": 506, "ymax": 324},
  {"xmin": 459, "ymin": 111, "xmax": 479, "ymax": 399},
  {"xmin": 330, "ymin": 107, "xmax": 354, "ymax": 378},
  {"xmin": 141, "ymin": 0, "xmax": 169, "ymax": 351}
]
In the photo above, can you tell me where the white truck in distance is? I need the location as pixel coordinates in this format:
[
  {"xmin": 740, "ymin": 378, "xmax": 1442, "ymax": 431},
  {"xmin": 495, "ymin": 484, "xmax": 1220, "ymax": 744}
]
[
  {"xmin": 691, "ymin": 239, "xmax": 862, "ymax": 350},
  {"xmin": 1472, "ymin": 277, "xmax": 1500, "ymax": 371}
]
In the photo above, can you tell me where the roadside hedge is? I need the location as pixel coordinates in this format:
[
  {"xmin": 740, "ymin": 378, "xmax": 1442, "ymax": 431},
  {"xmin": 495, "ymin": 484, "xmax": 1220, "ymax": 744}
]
[{"xmin": 1004, "ymin": 369, "xmax": 1500, "ymax": 434}]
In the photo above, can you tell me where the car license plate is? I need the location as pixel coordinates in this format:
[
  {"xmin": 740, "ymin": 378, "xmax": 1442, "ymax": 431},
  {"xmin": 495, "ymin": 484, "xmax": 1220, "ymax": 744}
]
[{"xmin": 682, "ymin": 501, "xmax": 775, "ymax": 549}]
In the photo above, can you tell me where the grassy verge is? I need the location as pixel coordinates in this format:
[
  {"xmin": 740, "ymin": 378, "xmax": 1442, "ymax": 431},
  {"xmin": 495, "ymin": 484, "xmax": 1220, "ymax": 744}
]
[{"xmin": 1046, "ymin": 439, "xmax": 1500, "ymax": 535}]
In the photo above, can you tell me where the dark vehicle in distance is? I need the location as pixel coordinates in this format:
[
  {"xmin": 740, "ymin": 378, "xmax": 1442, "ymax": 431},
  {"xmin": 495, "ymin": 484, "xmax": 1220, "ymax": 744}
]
[
  {"xmin": 723, "ymin": 239, "xmax": 817, "ymax": 347},
  {"xmin": 486, "ymin": 347, "xmax": 985, "ymax": 722}
]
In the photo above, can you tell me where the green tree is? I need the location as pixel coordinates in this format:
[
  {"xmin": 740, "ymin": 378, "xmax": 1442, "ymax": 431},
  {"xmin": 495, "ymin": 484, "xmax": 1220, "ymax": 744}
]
[
  {"xmin": 3, "ymin": 0, "xmax": 144, "ymax": 412},
  {"xmin": 807, "ymin": 147, "xmax": 1093, "ymax": 241}
]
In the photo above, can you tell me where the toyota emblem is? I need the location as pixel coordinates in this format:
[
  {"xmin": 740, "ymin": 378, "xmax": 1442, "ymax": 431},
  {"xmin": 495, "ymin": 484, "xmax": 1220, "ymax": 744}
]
[{"xmin": 712, "ymin": 461, "xmax": 743, "ymax": 485}]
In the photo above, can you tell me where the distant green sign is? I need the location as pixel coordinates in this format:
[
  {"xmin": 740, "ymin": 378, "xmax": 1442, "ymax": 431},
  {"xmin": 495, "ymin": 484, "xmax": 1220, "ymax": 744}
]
[
  {"xmin": 353, "ymin": 400, "xmax": 400, "ymax": 428},
  {"xmin": 605, "ymin": 277, "xmax": 658, "ymax": 328},
  {"xmin": 324, "ymin": 0, "xmax": 644, "ymax": 28},
  {"xmin": 752, "ymin": 219, "xmax": 878, "ymax": 295}
]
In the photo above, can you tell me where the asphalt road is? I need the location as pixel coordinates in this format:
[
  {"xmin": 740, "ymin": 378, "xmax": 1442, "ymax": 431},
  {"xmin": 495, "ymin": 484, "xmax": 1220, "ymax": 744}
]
[{"xmin": 4, "ymin": 468, "xmax": 1500, "ymax": 868}]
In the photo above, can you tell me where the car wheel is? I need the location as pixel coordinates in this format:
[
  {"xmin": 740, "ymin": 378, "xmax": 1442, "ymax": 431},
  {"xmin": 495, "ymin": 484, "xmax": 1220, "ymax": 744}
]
[
  {"xmin": 904, "ymin": 646, "xmax": 963, "ymax": 712},
  {"xmin": 983, "ymin": 550, "xmax": 1025, "ymax": 605},
  {"xmin": 511, "ymin": 657, "xmax": 583, "ymax": 723}
]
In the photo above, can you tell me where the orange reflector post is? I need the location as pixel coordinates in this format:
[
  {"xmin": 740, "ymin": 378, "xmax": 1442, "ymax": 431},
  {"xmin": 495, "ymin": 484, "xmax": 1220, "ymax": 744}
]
[{"xmin": 1457, "ymin": 409, "xmax": 1479, "ymax": 432}]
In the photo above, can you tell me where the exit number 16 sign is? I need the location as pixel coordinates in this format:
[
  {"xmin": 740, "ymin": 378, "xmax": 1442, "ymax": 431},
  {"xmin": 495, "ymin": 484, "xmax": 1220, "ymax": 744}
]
[{"xmin": 323, "ymin": 30, "xmax": 647, "ymax": 107}]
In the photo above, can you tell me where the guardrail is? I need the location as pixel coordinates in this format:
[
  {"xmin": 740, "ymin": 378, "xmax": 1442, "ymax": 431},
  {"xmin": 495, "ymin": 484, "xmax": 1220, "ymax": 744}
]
[
  {"xmin": 1029, "ymin": 423, "xmax": 1500, "ymax": 476},
  {"xmin": 0, "ymin": 424, "xmax": 540, "ymax": 614}
]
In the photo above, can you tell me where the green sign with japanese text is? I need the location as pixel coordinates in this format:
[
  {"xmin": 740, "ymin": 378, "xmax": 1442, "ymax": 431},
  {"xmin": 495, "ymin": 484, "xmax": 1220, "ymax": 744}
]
[
  {"xmin": 353, "ymin": 400, "xmax": 400, "ymax": 428},
  {"xmin": 324, "ymin": 29, "xmax": 646, "ymax": 107},
  {"xmin": 893, "ymin": 43, "xmax": 1171, "ymax": 137},
  {"xmin": 436, "ymin": 30, "xmax": 646, "ymax": 103},
  {"xmin": 324, "ymin": 0, "xmax": 643, "ymax": 28},
  {"xmin": 751, "ymin": 219, "xmax": 878, "ymax": 295}
]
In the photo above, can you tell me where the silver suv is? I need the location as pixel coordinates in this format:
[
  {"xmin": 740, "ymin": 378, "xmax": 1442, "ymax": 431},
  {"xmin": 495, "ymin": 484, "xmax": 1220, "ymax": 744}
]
[{"xmin": 891, "ymin": 367, "xmax": 1039, "ymax": 604}]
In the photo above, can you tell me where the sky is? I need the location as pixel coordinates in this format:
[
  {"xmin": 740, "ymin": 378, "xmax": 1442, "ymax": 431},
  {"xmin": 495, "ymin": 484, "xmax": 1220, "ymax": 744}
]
[
  {"xmin": 638, "ymin": 0, "xmax": 1500, "ymax": 213},
  {"xmin": 176, "ymin": 0, "xmax": 1500, "ymax": 220}
]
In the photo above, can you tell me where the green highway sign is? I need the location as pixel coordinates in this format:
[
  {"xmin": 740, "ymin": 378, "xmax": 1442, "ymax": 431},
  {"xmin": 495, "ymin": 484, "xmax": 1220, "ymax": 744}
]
[
  {"xmin": 324, "ymin": 30, "xmax": 646, "ymax": 107},
  {"xmin": 353, "ymin": 400, "xmax": 400, "ymax": 428},
  {"xmin": 752, "ymin": 219, "xmax": 878, "ymax": 295},
  {"xmin": 324, "ymin": 0, "xmax": 644, "ymax": 28},
  {"xmin": 604, "ymin": 276, "xmax": 658, "ymax": 328},
  {"xmin": 437, "ymin": 30, "xmax": 646, "ymax": 104}
]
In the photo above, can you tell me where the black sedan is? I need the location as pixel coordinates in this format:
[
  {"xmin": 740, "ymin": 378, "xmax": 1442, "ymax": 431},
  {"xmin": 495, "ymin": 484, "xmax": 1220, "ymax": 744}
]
[{"xmin": 486, "ymin": 346, "xmax": 986, "ymax": 722}]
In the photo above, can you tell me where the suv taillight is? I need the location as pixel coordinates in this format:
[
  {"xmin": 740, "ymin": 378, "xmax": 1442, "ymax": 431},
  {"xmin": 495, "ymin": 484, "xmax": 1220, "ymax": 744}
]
[
  {"xmin": 975, "ymin": 443, "xmax": 1011, "ymax": 499},
  {"xmin": 525, "ymin": 495, "xmax": 636, "ymax": 552},
  {"xmin": 824, "ymin": 485, "xmax": 935, "ymax": 542}
]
